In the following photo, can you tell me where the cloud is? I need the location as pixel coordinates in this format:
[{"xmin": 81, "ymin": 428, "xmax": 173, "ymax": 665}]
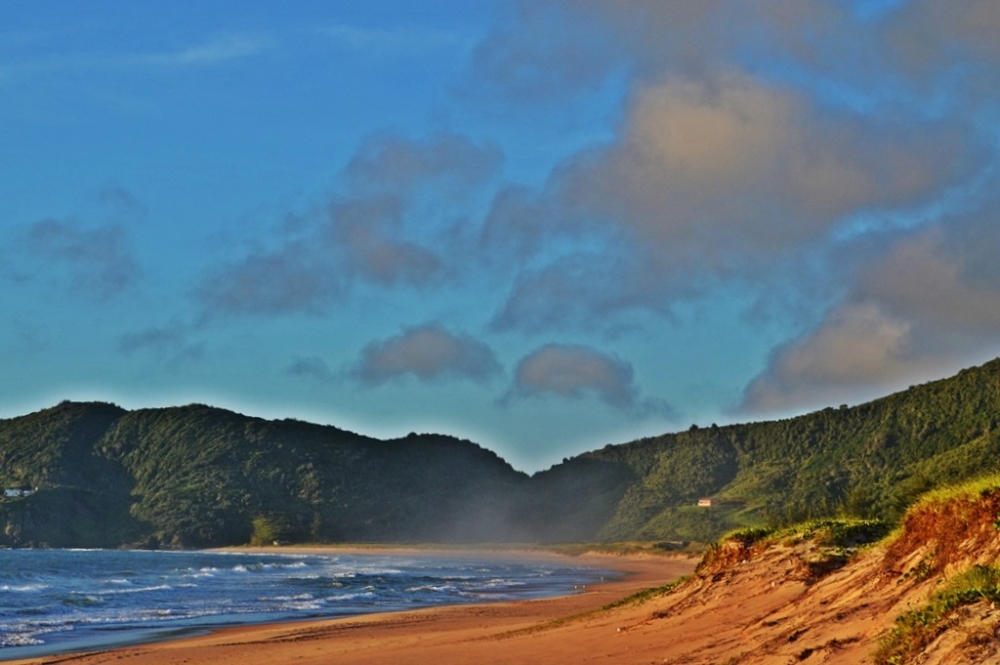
[
  {"xmin": 504, "ymin": 343, "xmax": 672, "ymax": 415},
  {"xmin": 886, "ymin": 1, "xmax": 1000, "ymax": 78},
  {"xmin": 196, "ymin": 132, "xmax": 500, "ymax": 315},
  {"xmin": 490, "ymin": 254, "xmax": 677, "ymax": 333},
  {"xmin": 345, "ymin": 131, "xmax": 502, "ymax": 193},
  {"xmin": 0, "ymin": 32, "xmax": 273, "ymax": 83},
  {"xmin": 484, "ymin": 73, "xmax": 977, "ymax": 333},
  {"xmin": 325, "ymin": 194, "xmax": 446, "ymax": 288},
  {"xmin": 287, "ymin": 356, "xmax": 337, "ymax": 382},
  {"xmin": 134, "ymin": 33, "xmax": 273, "ymax": 68},
  {"xmin": 468, "ymin": 1, "xmax": 623, "ymax": 103},
  {"xmin": 741, "ymin": 209, "xmax": 1000, "ymax": 413},
  {"xmin": 471, "ymin": 1, "xmax": 993, "ymax": 348},
  {"xmin": 118, "ymin": 323, "xmax": 204, "ymax": 365},
  {"xmin": 557, "ymin": 73, "xmax": 974, "ymax": 262},
  {"xmin": 350, "ymin": 324, "xmax": 503, "ymax": 386},
  {"xmin": 22, "ymin": 217, "xmax": 140, "ymax": 300},
  {"xmin": 194, "ymin": 1, "xmax": 1000, "ymax": 426},
  {"xmin": 196, "ymin": 242, "xmax": 341, "ymax": 316},
  {"xmin": 469, "ymin": 1, "xmax": 861, "ymax": 101},
  {"xmin": 742, "ymin": 302, "xmax": 914, "ymax": 412}
]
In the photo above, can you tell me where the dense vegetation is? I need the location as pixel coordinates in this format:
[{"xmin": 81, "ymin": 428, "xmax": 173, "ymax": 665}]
[
  {"xmin": 0, "ymin": 404, "xmax": 528, "ymax": 548},
  {"xmin": 2, "ymin": 357, "xmax": 1000, "ymax": 548}
]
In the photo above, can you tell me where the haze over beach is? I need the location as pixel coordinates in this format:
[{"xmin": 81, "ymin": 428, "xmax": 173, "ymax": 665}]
[{"xmin": 4, "ymin": 1, "xmax": 1000, "ymax": 473}]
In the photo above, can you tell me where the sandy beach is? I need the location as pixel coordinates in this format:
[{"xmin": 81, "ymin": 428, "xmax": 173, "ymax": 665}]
[{"xmin": 2, "ymin": 548, "xmax": 697, "ymax": 665}]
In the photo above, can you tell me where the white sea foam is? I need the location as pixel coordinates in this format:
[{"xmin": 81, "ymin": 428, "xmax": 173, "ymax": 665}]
[{"xmin": 0, "ymin": 584, "xmax": 49, "ymax": 592}]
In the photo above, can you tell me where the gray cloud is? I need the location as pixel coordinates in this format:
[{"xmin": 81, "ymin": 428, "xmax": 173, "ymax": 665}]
[
  {"xmin": 742, "ymin": 205, "xmax": 1000, "ymax": 413},
  {"xmin": 23, "ymin": 217, "xmax": 140, "ymax": 300},
  {"xmin": 491, "ymin": 254, "xmax": 678, "ymax": 333},
  {"xmin": 886, "ymin": 1, "xmax": 1000, "ymax": 78},
  {"xmin": 345, "ymin": 131, "xmax": 502, "ymax": 193},
  {"xmin": 483, "ymin": 67, "xmax": 976, "ymax": 332},
  {"xmin": 350, "ymin": 324, "xmax": 503, "ymax": 386},
  {"xmin": 325, "ymin": 194, "xmax": 445, "ymax": 288},
  {"xmin": 196, "ymin": 132, "xmax": 500, "ymax": 315},
  {"xmin": 470, "ymin": 1, "xmax": 862, "ymax": 101},
  {"xmin": 287, "ymin": 356, "xmax": 337, "ymax": 382},
  {"xmin": 118, "ymin": 323, "xmax": 204, "ymax": 365},
  {"xmin": 196, "ymin": 242, "xmax": 341, "ymax": 316},
  {"xmin": 504, "ymin": 343, "xmax": 672, "ymax": 415},
  {"xmin": 468, "ymin": 1, "xmax": 622, "ymax": 103}
]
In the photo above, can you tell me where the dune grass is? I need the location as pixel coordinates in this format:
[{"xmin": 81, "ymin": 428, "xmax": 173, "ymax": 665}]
[
  {"xmin": 874, "ymin": 564, "xmax": 1000, "ymax": 664},
  {"xmin": 908, "ymin": 472, "xmax": 1000, "ymax": 507}
]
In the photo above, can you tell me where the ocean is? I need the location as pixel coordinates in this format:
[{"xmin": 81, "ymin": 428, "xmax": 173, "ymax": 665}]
[{"xmin": 0, "ymin": 548, "xmax": 612, "ymax": 660}]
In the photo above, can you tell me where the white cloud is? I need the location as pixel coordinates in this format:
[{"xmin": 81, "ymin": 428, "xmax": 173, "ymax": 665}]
[
  {"xmin": 742, "ymin": 213, "xmax": 1000, "ymax": 413},
  {"xmin": 557, "ymin": 74, "xmax": 971, "ymax": 262},
  {"xmin": 134, "ymin": 33, "xmax": 273, "ymax": 67}
]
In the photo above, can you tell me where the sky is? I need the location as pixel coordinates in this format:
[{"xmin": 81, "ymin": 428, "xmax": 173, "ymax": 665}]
[{"xmin": 3, "ymin": 1, "xmax": 1000, "ymax": 472}]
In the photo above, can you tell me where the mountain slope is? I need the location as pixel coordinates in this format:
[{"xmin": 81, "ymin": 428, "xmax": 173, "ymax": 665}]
[{"xmin": 529, "ymin": 357, "xmax": 1000, "ymax": 542}]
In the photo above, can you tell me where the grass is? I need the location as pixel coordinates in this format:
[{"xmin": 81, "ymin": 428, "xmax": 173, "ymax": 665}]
[
  {"xmin": 878, "ymin": 472, "xmax": 1000, "ymax": 548},
  {"xmin": 601, "ymin": 577, "xmax": 689, "ymax": 610},
  {"xmin": 873, "ymin": 564, "xmax": 1000, "ymax": 664},
  {"xmin": 907, "ymin": 472, "xmax": 1000, "ymax": 508},
  {"xmin": 543, "ymin": 540, "xmax": 705, "ymax": 557},
  {"xmin": 699, "ymin": 518, "xmax": 891, "ymax": 578},
  {"xmin": 719, "ymin": 518, "xmax": 889, "ymax": 551}
]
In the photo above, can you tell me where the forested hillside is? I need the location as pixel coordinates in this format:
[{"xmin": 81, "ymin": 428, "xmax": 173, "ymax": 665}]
[
  {"xmin": 0, "ymin": 403, "xmax": 528, "ymax": 548},
  {"xmin": 530, "ymin": 358, "xmax": 1000, "ymax": 542},
  {"xmin": 2, "ymin": 357, "xmax": 1000, "ymax": 548}
]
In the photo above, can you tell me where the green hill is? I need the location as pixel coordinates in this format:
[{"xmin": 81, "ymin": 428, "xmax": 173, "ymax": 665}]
[
  {"xmin": 0, "ymin": 403, "xmax": 528, "ymax": 548},
  {"xmin": 2, "ymin": 357, "xmax": 1000, "ymax": 548},
  {"xmin": 526, "ymin": 358, "xmax": 1000, "ymax": 542}
]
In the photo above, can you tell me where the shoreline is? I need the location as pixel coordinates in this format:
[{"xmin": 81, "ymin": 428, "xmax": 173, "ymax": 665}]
[{"xmin": 1, "ymin": 547, "xmax": 698, "ymax": 665}]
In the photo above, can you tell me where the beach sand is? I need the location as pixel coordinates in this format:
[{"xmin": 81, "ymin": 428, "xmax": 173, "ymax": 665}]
[{"xmin": 3, "ymin": 548, "xmax": 697, "ymax": 665}]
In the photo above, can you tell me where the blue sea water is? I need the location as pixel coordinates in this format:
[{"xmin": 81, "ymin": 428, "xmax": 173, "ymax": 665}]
[{"xmin": 0, "ymin": 549, "xmax": 611, "ymax": 660}]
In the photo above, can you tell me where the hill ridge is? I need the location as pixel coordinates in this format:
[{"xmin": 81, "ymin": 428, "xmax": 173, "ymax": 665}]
[{"xmin": 2, "ymin": 357, "xmax": 1000, "ymax": 548}]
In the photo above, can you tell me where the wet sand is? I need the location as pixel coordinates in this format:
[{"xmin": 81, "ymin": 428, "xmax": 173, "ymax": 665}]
[{"xmin": 3, "ymin": 549, "xmax": 697, "ymax": 665}]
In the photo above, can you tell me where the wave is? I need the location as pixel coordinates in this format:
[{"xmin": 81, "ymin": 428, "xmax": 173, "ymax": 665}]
[
  {"xmin": 91, "ymin": 584, "xmax": 173, "ymax": 596},
  {"xmin": 0, "ymin": 584, "xmax": 49, "ymax": 593}
]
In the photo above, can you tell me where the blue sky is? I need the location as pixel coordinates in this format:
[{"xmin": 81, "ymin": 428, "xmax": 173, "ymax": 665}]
[{"xmin": 3, "ymin": 1, "xmax": 1000, "ymax": 472}]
